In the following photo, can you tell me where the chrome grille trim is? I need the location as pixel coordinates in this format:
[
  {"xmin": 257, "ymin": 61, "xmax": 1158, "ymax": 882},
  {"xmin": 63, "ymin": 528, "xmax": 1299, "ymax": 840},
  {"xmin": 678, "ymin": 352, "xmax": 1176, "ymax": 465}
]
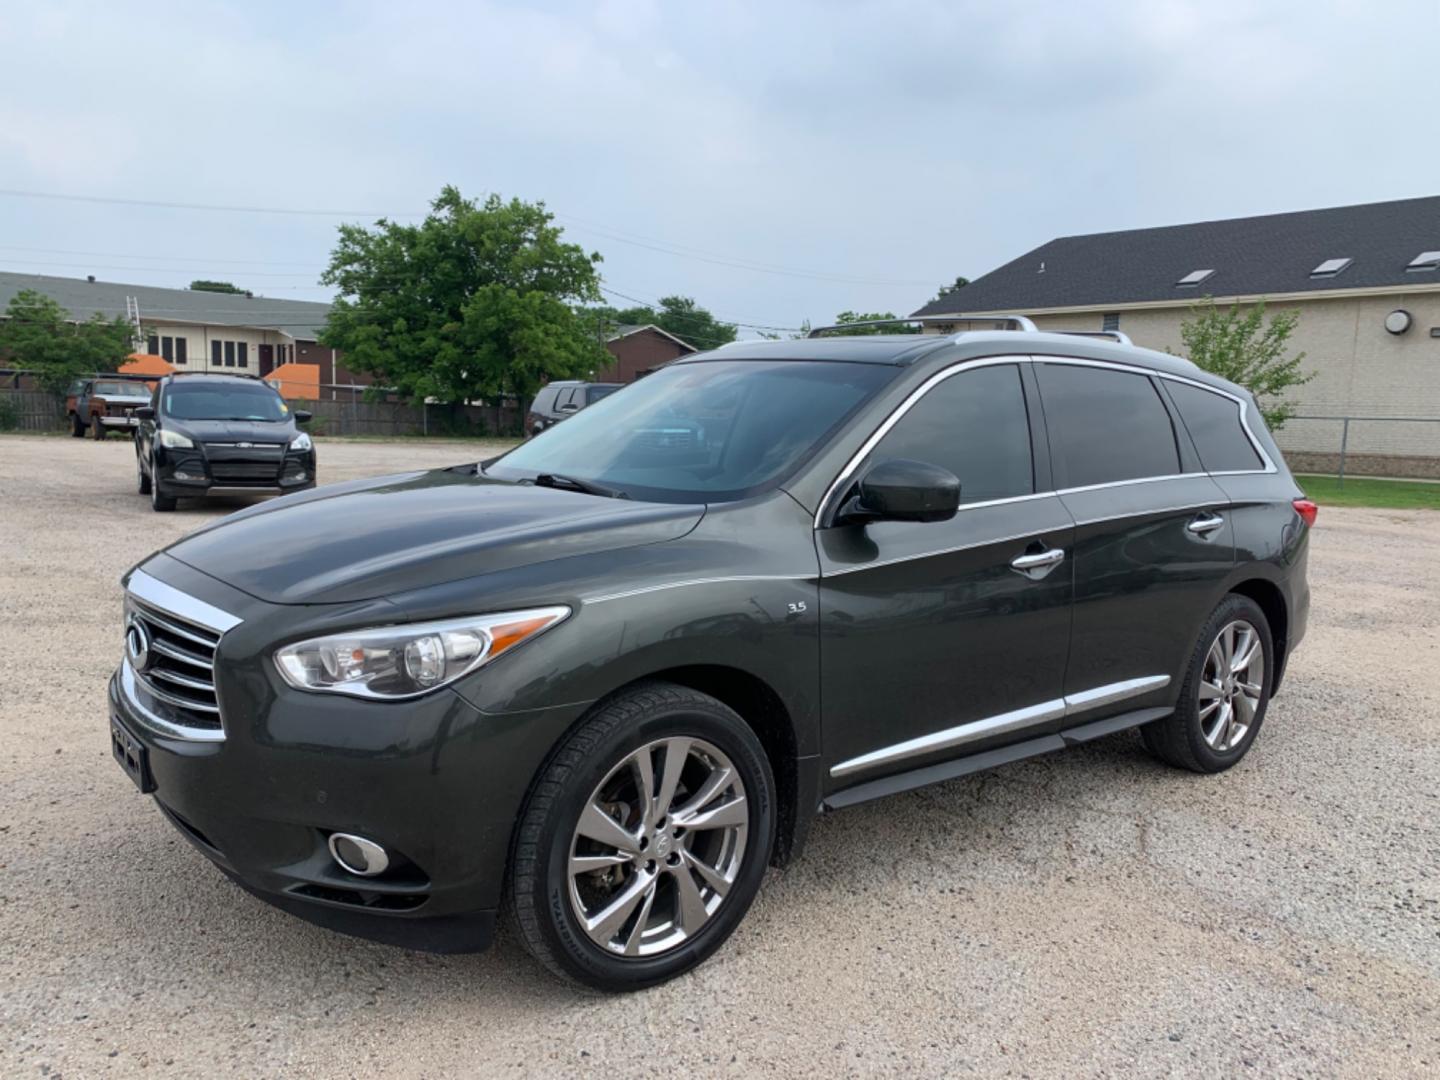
[{"xmin": 121, "ymin": 570, "xmax": 240, "ymax": 741}]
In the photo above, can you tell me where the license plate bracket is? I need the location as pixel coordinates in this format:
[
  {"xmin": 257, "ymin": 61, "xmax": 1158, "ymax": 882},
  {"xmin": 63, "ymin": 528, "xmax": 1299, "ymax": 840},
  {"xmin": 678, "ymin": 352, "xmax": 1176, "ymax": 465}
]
[{"xmin": 111, "ymin": 716, "xmax": 155, "ymax": 793}]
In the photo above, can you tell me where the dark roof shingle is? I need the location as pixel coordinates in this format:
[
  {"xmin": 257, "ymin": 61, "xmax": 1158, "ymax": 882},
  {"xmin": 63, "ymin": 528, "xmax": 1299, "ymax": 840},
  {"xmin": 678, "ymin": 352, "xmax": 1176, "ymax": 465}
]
[{"xmin": 912, "ymin": 195, "xmax": 1440, "ymax": 316}]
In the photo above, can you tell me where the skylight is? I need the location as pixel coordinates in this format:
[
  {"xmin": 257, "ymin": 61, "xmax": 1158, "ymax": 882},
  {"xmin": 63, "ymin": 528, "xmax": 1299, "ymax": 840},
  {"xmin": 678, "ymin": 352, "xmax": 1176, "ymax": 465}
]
[
  {"xmin": 1406, "ymin": 251, "xmax": 1440, "ymax": 271},
  {"xmin": 1310, "ymin": 257, "xmax": 1353, "ymax": 278},
  {"xmin": 1176, "ymin": 269, "xmax": 1215, "ymax": 287}
]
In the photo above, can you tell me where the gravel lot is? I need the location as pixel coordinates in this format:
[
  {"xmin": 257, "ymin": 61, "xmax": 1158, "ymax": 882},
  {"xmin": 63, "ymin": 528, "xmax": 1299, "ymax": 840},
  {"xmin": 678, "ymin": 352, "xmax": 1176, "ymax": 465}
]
[{"xmin": 2, "ymin": 433, "xmax": 1437, "ymax": 1078}]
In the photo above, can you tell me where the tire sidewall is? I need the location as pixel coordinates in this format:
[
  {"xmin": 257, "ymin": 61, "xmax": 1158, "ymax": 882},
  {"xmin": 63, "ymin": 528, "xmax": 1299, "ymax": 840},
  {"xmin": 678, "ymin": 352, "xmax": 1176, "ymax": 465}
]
[
  {"xmin": 529, "ymin": 702, "xmax": 775, "ymax": 990},
  {"xmin": 1178, "ymin": 596, "xmax": 1274, "ymax": 770}
]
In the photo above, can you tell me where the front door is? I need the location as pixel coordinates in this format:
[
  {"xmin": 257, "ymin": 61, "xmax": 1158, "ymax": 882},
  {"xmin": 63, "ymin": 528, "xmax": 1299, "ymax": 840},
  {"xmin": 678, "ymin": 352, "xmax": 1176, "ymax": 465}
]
[
  {"xmin": 258, "ymin": 344, "xmax": 275, "ymax": 376},
  {"xmin": 817, "ymin": 361, "xmax": 1074, "ymax": 789},
  {"xmin": 1032, "ymin": 360, "xmax": 1234, "ymax": 710}
]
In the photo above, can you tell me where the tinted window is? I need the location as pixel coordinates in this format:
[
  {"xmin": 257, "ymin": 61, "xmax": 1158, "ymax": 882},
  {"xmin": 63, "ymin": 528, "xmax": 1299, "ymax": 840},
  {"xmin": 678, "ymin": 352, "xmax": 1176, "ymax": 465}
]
[
  {"xmin": 163, "ymin": 382, "xmax": 288, "ymax": 422},
  {"xmin": 532, "ymin": 387, "xmax": 560, "ymax": 414},
  {"xmin": 491, "ymin": 360, "xmax": 895, "ymax": 504},
  {"xmin": 587, "ymin": 385, "xmax": 621, "ymax": 404},
  {"xmin": 1037, "ymin": 364, "xmax": 1180, "ymax": 488},
  {"xmin": 868, "ymin": 364, "xmax": 1033, "ymax": 504},
  {"xmin": 1167, "ymin": 382, "xmax": 1264, "ymax": 472}
]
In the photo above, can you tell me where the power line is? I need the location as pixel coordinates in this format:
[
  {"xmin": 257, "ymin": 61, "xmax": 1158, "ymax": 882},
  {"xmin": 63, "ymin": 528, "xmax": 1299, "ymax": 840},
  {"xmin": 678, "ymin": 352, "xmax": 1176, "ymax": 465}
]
[
  {"xmin": 0, "ymin": 188, "xmax": 417, "ymax": 218},
  {"xmin": 596, "ymin": 285, "xmax": 800, "ymax": 333}
]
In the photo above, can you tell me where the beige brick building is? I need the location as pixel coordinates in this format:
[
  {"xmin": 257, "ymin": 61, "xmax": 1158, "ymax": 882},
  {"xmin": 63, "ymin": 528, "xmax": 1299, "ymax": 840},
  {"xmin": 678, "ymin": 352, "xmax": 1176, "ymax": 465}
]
[{"xmin": 912, "ymin": 197, "xmax": 1440, "ymax": 477}]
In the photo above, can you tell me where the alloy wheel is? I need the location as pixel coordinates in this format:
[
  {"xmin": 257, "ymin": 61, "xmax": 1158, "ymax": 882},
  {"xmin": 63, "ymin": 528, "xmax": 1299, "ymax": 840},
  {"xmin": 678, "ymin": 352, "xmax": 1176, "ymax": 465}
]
[
  {"xmin": 568, "ymin": 736, "xmax": 749, "ymax": 958},
  {"xmin": 1198, "ymin": 619, "xmax": 1265, "ymax": 752}
]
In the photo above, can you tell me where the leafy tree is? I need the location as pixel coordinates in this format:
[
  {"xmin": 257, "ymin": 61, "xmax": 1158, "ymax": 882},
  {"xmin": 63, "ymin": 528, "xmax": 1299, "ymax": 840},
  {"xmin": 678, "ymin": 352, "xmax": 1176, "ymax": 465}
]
[
  {"xmin": 320, "ymin": 186, "xmax": 607, "ymax": 416},
  {"xmin": 933, "ymin": 276, "xmax": 970, "ymax": 303},
  {"xmin": 582, "ymin": 295, "xmax": 738, "ymax": 351},
  {"xmin": 1176, "ymin": 297, "xmax": 1312, "ymax": 429},
  {"xmin": 189, "ymin": 280, "xmax": 247, "ymax": 295},
  {"xmin": 828, "ymin": 311, "xmax": 919, "ymax": 335},
  {"xmin": 0, "ymin": 289, "xmax": 135, "ymax": 394}
]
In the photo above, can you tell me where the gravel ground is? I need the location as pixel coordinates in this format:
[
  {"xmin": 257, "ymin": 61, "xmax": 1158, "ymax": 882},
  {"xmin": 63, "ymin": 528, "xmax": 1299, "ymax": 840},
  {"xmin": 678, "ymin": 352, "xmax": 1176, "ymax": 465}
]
[{"xmin": 1, "ymin": 433, "xmax": 1437, "ymax": 1078}]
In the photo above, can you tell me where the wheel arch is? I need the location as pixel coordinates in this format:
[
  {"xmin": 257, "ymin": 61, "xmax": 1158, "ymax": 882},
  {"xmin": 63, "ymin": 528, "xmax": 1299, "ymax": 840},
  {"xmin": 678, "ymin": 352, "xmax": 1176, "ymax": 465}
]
[{"xmin": 1228, "ymin": 577, "xmax": 1290, "ymax": 690}]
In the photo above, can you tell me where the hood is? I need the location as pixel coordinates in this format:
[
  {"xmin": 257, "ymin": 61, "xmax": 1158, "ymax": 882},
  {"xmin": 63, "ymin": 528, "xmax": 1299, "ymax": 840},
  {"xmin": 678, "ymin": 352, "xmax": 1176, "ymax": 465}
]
[
  {"xmin": 162, "ymin": 468, "xmax": 703, "ymax": 604},
  {"xmin": 94, "ymin": 391, "xmax": 152, "ymax": 405},
  {"xmin": 171, "ymin": 418, "xmax": 295, "ymax": 444}
]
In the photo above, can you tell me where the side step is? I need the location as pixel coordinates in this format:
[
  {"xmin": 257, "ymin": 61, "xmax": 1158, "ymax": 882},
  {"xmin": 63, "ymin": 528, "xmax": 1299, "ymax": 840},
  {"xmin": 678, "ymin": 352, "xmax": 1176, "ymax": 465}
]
[{"xmin": 820, "ymin": 706, "xmax": 1172, "ymax": 811}]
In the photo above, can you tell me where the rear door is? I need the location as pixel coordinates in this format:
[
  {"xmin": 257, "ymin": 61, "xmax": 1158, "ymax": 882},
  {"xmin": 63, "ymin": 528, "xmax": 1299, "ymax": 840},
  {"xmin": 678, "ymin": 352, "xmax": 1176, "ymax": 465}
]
[
  {"xmin": 817, "ymin": 359, "xmax": 1075, "ymax": 788},
  {"xmin": 1033, "ymin": 360, "xmax": 1233, "ymax": 712}
]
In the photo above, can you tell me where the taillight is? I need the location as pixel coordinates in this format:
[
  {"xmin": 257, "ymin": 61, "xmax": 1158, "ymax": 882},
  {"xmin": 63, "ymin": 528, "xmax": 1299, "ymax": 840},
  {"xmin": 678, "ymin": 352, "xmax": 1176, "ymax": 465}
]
[{"xmin": 1293, "ymin": 498, "xmax": 1318, "ymax": 527}]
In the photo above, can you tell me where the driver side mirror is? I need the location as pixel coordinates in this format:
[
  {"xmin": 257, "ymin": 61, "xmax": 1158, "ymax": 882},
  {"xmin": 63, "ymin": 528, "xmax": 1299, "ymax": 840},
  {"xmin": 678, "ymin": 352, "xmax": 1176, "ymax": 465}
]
[
  {"xmin": 293, "ymin": 410, "xmax": 313, "ymax": 424},
  {"xmin": 837, "ymin": 459, "xmax": 960, "ymax": 525},
  {"xmin": 134, "ymin": 406, "xmax": 155, "ymax": 421}
]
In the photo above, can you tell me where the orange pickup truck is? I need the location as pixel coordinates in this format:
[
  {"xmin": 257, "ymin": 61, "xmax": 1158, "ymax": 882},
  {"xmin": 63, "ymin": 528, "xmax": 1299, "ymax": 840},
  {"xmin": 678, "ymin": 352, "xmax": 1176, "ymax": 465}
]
[{"xmin": 66, "ymin": 377, "xmax": 154, "ymax": 440}]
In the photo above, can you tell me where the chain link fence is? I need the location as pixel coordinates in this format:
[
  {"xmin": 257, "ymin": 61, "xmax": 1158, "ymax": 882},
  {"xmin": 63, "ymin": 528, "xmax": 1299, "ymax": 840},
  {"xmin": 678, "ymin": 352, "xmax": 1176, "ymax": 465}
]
[{"xmin": 1274, "ymin": 416, "xmax": 1440, "ymax": 483}]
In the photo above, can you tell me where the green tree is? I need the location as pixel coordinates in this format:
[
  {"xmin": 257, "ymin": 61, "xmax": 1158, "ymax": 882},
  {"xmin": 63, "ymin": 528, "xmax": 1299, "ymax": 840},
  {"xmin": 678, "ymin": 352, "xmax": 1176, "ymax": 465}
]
[
  {"xmin": 933, "ymin": 276, "xmax": 970, "ymax": 303},
  {"xmin": 189, "ymin": 280, "xmax": 247, "ymax": 295},
  {"xmin": 582, "ymin": 295, "xmax": 738, "ymax": 351},
  {"xmin": 828, "ymin": 311, "xmax": 920, "ymax": 335},
  {"xmin": 320, "ymin": 186, "xmax": 607, "ymax": 416},
  {"xmin": 1176, "ymin": 297, "xmax": 1312, "ymax": 428},
  {"xmin": 0, "ymin": 289, "xmax": 135, "ymax": 394}
]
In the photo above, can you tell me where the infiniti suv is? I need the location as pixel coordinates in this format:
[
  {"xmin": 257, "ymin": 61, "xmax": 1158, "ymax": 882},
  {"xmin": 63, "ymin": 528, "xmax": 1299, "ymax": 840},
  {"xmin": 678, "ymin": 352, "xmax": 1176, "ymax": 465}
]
[{"xmin": 108, "ymin": 327, "xmax": 1312, "ymax": 990}]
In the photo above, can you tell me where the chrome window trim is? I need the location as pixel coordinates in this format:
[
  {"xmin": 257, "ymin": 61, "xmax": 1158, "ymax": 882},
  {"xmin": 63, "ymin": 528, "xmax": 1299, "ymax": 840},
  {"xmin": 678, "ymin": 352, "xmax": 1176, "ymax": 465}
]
[
  {"xmin": 125, "ymin": 568, "xmax": 243, "ymax": 634},
  {"xmin": 813, "ymin": 355, "xmax": 1034, "ymax": 528},
  {"xmin": 829, "ymin": 674, "xmax": 1170, "ymax": 778},
  {"xmin": 813, "ymin": 353, "xmax": 1274, "ymax": 531},
  {"xmin": 118, "ymin": 659, "xmax": 227, "ymax": 743}
]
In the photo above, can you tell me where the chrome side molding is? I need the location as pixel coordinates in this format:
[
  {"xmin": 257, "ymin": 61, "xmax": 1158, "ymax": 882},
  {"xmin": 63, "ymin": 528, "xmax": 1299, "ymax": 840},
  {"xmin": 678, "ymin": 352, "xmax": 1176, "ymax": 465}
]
[{"xmin": 829, "ymin": 674, "xmax": 1171, "ymax": 778}]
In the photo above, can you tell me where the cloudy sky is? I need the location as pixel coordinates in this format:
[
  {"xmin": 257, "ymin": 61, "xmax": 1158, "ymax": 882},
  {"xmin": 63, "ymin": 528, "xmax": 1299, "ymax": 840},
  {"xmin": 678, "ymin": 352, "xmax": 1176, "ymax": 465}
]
[{"xmin": 1, "ymin": 0, "xmax": 1435, "ymax": 335}]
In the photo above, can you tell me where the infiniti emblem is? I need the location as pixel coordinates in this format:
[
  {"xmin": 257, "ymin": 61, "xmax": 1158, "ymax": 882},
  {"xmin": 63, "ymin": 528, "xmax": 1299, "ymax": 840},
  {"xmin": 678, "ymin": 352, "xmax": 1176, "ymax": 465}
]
[{"xmin": 125, "ymin": 618, "xmax": 152, "ymax": 672}]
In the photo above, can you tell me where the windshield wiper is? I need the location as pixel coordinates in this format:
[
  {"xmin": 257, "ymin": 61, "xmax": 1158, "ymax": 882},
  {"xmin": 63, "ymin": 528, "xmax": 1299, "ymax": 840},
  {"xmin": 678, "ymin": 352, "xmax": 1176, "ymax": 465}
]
[{"xmin": 530, "ymin": 473, "xmax": 629, "ymax": 499}]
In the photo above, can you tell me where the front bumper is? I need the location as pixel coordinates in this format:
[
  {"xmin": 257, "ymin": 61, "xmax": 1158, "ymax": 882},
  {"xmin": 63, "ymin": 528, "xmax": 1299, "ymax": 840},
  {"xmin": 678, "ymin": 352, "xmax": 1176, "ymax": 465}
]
[
  {"xmin": 153, "ymin": 445, "xmax": 316, "ymax": 498},
  {"xmin": 97, "ymin": 414, "xmax": 141, "ymax": 428}
]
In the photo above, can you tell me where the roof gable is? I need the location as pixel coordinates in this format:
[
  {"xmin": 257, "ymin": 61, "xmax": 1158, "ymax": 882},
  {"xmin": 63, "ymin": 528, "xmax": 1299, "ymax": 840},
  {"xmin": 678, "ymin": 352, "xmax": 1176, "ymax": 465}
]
[
  {"xmin": 605, "ymin": 323, "xmax": 697, "ymax": 352},
  {"xmin": 912, "ymin": 195, "xmax": 1440, "ymax": 316}
]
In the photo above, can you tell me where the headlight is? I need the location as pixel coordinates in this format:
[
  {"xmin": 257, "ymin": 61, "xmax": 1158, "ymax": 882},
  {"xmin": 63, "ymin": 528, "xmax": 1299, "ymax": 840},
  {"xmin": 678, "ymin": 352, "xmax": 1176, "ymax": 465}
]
[
  {"xmin": 159, "ymin": 429, "xmax": 194, "ymax": 449},
  {"xmin": 273, "ymin": 606, "xmax": 570, "ymax": 699},
  {"xmin": 290, "ymin": 431, "xmax": 313, "ymax": 452}
]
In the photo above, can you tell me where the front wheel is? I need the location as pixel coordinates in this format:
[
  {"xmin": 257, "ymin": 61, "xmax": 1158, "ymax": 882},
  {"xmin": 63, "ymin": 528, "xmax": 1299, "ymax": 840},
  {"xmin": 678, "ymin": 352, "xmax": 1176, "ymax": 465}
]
[
  {"xmin": 509, "ymin": 683, "xmax": 775, "ymax": 991},
  {"xmin": 92, "ymin": 416, "xmax": 106, "ymax": 441},
  {"xmin": 70, "ymin": 413, "xmax": 86, "ymax": 438},
  {"xmin": 136, "ymin": 447, "xmax": 152, "ymax": 495},
  {"xmin": 1142, "ymin": 595, "xmax": 1273, "ymax": 773},
  {"xmin": 150, "ymin": 457, "xmax": 177, "ymax": 512}
]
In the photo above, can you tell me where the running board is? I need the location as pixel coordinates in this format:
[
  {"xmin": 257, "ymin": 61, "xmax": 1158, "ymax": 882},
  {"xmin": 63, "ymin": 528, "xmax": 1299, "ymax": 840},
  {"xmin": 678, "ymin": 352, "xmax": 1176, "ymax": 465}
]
[{"xmin": 820, "ymin": 706, "xmax": 1172, "ymax": 811}]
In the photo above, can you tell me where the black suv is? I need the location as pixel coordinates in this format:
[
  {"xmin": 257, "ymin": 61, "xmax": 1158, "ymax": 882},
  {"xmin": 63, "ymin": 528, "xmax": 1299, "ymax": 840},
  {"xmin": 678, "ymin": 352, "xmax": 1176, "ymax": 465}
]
[
  {"xmin": 134, "ymin": 374, "xmax": 317, "ymax": 511},
  {"xmin": 108, "ymin": 326, "xmax": 1312, "ymax": 990},
  {"xmin": 526, "ymin": 380, "xmax": 623, "ymax": 436}
]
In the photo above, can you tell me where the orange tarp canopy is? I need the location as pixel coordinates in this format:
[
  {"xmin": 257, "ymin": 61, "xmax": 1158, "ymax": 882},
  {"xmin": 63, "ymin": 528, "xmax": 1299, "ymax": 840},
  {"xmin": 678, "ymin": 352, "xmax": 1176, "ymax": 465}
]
[{"xmin": 264, "ymin": 362, "xmax": 320, "ymax": 400}]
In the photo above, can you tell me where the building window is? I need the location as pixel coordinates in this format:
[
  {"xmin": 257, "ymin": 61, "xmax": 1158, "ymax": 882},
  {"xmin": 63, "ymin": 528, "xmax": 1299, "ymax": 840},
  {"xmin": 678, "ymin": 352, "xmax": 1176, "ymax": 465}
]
[
  {"xmin": 147, "ymin": 335, "xmax": 159, "ymax": 355},
  {"xmin": 224, "ymin": 341, "xmax": 236, "ymax": 367},
  {"xmin": 1102, "ymin": 313, "xmax": 1120, "ymax": 332},
  {"xmin": 211, "ymin": 340, "xmax": 222, "ymax": 367},
  {"xmin": 161, "ymin": 336, "xmax": 174, "ymax": 362},
  {"xmin": 237, "ymin": 343, "xmax": 248, "ymax": 368},
  {"xmin": 175, "ymin": 337, "xmax": 188, "ymax": 365}
]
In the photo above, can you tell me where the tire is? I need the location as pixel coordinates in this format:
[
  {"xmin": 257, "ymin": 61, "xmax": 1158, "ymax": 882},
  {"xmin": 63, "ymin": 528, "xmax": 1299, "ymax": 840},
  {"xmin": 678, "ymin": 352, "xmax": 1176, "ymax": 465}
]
[
  {"xmin": 1141, "ymin": 594, "xmax": 1274, "ymax": 773},
  {"xmin": 92, "ymin": 416, "xmax": 106, "ymax": 441},
  {"xmin": 70, "ymin": 413, "xmax": 86, "ymax": 438},
  {"xmin": 509, "ymin": 682, "xmax": 776, "ymax": 991},
  {"xmin": 136, "ymin": 448, "xmax": 152, "ymax": 495},
  {"xmin": 150, "ymin": 459, "xmax": 177, "ymax": 512}
]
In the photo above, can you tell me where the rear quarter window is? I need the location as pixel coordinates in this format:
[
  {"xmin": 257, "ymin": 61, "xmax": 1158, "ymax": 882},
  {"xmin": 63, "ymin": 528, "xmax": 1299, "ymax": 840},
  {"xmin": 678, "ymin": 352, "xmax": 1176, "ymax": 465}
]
[{"xmin": 1166, "ymin": 382, "xmax": 1265, "ymax": 472}]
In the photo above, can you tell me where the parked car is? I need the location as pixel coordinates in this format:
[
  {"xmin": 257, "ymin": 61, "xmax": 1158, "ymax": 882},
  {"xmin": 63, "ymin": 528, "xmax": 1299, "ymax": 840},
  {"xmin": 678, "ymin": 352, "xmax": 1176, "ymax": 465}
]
[
  {"xmin": 108, "ymin": 326, "xmax": 1312, "ymax": 991},
  {"xmin": 66, "ymin": 377, "xmax": 153, "ymax": 439},
  {"xmin": 526, "ymin": 380, "xmax": 623, "ymax": 435},
  {"xmin": 133, "ymin": 373, "xmax": 316, "ymax": 511}
]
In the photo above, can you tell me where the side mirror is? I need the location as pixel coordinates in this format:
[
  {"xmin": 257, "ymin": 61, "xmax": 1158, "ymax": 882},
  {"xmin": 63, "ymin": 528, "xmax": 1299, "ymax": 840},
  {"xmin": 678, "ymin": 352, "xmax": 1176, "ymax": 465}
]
[
  {"xmin": 294, "ymin": 410, "xmax": 313, "ymax": 424},
  {"xmin": 134, "ymin": 406, "xmax": 155, "ymax": 421},
  {"xmin": 838, "ymin": 459, "xmax": 960, "ymax": 525}
]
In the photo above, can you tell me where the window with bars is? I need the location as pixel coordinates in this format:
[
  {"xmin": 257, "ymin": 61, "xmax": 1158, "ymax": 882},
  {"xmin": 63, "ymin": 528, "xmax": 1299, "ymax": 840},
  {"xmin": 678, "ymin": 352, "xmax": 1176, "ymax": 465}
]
[{"xmin": 1102, "ymin": 313, "xmax": 1121, "ymax": 332}]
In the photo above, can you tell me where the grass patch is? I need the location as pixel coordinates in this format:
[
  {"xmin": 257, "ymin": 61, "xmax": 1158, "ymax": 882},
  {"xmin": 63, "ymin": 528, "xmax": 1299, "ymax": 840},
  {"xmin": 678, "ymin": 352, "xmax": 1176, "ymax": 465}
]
[{"xmin": 1297, "ymin": 474, "xmax": 1440, "ymax": 510}]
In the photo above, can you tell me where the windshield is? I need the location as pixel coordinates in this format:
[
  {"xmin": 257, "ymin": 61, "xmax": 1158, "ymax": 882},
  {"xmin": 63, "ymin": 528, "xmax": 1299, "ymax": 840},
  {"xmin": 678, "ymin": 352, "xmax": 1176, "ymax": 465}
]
[
  {"xmin": 163, "ymin": 382, "xmax": 289, "ymax": 422},
  {"xmin": 490, "ymin": 360, "xmax": 895, "ymax": 503},
  {"xmin": 93, "ymin": 381, "xmax": 141, "ymax": 397}
]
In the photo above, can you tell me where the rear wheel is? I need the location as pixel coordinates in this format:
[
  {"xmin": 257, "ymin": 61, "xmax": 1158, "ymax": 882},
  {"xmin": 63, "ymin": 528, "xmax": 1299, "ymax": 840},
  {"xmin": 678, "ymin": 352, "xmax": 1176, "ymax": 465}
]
[
  {"xmin": 509, "ymin": 682, "xmax": 775, "ymax": 991},
  {"xmin": 1142, "ymin": 595, "xmax": 1273, "ymax": 773}
]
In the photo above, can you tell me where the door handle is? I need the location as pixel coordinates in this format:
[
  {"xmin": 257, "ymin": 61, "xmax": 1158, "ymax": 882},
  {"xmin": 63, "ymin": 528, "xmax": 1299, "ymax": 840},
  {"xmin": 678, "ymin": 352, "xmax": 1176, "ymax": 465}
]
[
  {"xmin": 1011, "ymin": 547, "xmax": 1065, "ymax": 579},
  {"xmin": 1187, "ymin": 512, "xmax": 1225, "ymax": 536}
]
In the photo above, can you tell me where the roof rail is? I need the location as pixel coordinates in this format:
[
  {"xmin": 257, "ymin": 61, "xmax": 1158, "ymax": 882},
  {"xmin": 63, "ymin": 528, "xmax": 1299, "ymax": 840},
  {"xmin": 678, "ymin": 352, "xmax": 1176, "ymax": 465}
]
[
  {"xmin": 1055, "ymin": 329, "xmax": 1134, "ymax": 347},
  {"xmin": 806, "ymin": 314, "xmax": 1039, "ymax": 338}
]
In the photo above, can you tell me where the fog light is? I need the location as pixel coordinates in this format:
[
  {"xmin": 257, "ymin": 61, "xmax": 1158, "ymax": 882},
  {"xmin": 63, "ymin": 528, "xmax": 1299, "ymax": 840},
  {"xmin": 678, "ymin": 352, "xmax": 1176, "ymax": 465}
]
[
  {"xmin": 328, "ymin": 833, "xmax": 390, "ymax": 877},
  {"xmin": 173, "ymin": 470, "xmax": 194, "ymax": 480}
]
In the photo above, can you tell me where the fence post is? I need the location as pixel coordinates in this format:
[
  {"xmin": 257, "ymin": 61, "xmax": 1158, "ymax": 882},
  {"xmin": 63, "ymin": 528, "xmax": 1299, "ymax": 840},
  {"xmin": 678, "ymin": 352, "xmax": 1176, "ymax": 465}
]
[{"xmin": 1337, "ymin": 417, "xmax": 1350, "ymax": 490}]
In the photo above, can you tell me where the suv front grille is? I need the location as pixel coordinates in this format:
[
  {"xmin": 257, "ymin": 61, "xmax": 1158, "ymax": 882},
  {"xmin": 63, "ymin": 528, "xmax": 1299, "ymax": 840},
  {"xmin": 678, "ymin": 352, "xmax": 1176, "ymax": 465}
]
[
  {"xmin": 128, "ymin": 601, "xmax": 223, "ymax": 732},
  {"xmin": 204, "ymin": 443, "xmax": 285, "ymax": 485}
]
